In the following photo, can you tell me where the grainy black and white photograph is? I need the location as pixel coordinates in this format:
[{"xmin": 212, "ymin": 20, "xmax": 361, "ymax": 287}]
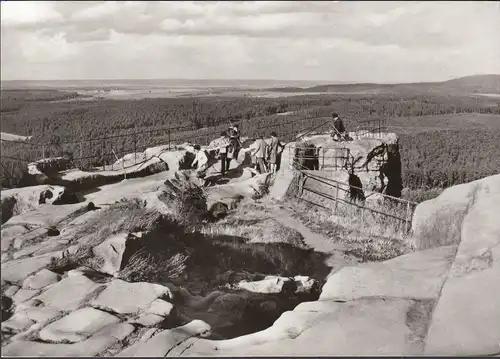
[{"xmin": 1, "ymin": 0, "xmax": 499, "ymax": 356}]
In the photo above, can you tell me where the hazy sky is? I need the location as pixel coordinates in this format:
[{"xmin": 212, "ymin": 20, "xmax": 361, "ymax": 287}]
[{"xmin": 1, "ymin": 1, "xmax": 499, "ymax": 83}]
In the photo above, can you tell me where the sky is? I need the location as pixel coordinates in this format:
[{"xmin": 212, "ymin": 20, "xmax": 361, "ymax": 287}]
[{"xmin": 1, "ymin": 1, "xmax": 500, "ymax": 83}]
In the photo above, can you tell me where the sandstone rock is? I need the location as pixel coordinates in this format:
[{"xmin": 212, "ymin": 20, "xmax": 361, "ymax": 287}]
[
  {"xmin": 320, "ymin": 245, "xmax": 457, "ymax": 301},
  {"xmin": 2, "ymin": 312, "xmax": 35, "ymax": 332},
  {"xmin": 4, "ymin": 285, "xmax": 20, "ymax": 298},
  {"xmin": 24, "ymin": 306, "xmax": 61, "ymax": 324},
  {"xmin": 237, "ymin": 276, "xmax": 296, "ymax": 295},
  {"xmin": 147, "ymin": 299, "xmax": 174, "ymax": 317},
  {"xmin": 22, "ymin": 269, "xmax": 61, "ymax": 290},
  {"xmin": 13, "ymin": 227, "xmax": 47, "ymax": 250},
  {"xmin": 294, "ymin": 275, "xmax": 320, "ymax": 294},
  {"xmin": 92, "ymin": 232, "xmax": 130, "ymax": 275},
  {"xmin": 39, "ymin": 307, "xmax": 120, "ymax": 343},
  {"xmin": 2, "ymin": 322, "xmax": 135, "ymax": 357},
  {"xmin": 131, "ymin": 313, "xmax": 165, "ymax": 327},
  {"xmin": 0, "ymin": 185, "xmax": 78, "ymax": 224},
  {"xmin": 423, "ymin": 178, "xmax": 500, "ymax": 356},
  {"xmin": 91, "ymin": 279, "xmax": 171, "ymax": 314},
  {"xmin": 1, "ymin": 253, "xmax": 55, "ymax": 283},
  {"xmin": 12, "ymin": 288, "xmax": 40, "ymax": 303},
  {"xmin": 115, "ymin": 320, "xmax": 211, "ymax": 357},
  {"xmin": 35, "ymin": 275, "xmax": 103, "ymax": 311},
  {"xmin": 13, "ymin": 241, "xmax": 67, "ymax": 260},
  {"xmin": 1, "ymin": 225, "xmax": 30, "ymax": 251},
  {"xmin": 189, "ymin": 298, "xmax": 422, "ymax": 356}
]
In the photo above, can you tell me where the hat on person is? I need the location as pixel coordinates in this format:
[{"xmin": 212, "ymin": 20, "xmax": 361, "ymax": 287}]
[{"xmin": 332, "ymin": 112, "xmax": 339, "ymax": 118}]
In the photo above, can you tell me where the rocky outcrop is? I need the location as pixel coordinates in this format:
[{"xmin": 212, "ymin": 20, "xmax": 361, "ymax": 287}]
[
  {"xmin": 282, "ymin": 132, "xmax": 403, "ymax": 207},
  {"xmin": 1, "ymin": 185, "xmax": 79, "ymax": 224}
]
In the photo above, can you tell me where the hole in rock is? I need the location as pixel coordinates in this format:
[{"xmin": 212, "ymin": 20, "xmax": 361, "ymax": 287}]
[{"xmin": 116, "ymin": 217, "xmax": 332, "ymax": 340}]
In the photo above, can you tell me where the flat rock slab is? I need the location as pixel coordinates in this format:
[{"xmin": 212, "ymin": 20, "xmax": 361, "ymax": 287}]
[
  {"xmin": 6, "ymin": 203, "xmax": 82, "ymax": 228},
  {"xmin": 146, "ymin": 299, "xmax": 174, "ymax": 317},
  {"xmin": 24, "ymin": 306, "xmax": 62, "ymax": 324},
  {"xmin": 35, "ymin": 275, "xmax": 103, "ymax": 311},
  {"xmin": 1, "ymin": 253, "xmax": 55, "ymax": 283},
  {"xmin": 320, "ymin": 245, "xmax": 457, "ymax": 301},
  {"xmin": 184, "ymin": 298, "xmax": 425, "ymax": 356},
  {"xmin": 425, "ymin": 258, "xmax": 500, "ymax": 356},
  {"xmin": 12, "ymin": 288, "xmax": 40, "ymax": 303},
  {"xmin": 130, "ymin": 313, "xmax": 165, "ymax": 327},
  {"xmin": 13, "ymin": 227, "xmax": 48, "ymax": 250},
  {"xmin": 1, "ymin": 225, "xmax": 30, "ymax": 252},
  {"xmin": 40, "ymin": 307, "xmax": 120, "ymax": 343},
  {"xmin": 116, "ymin": 320, "xmax": 211, "ymax": 357},
  {"xmin": 2, "ymin": 312, "xmax": 36, "ymax": 332},
  {"xmin": 91, "ymin": 279, "xmax": 171, "ymax": 314},
  {"xmin": 22, "ymin": 269, "xmax": 61, "ymax": 290},
  {"xmin": 2, "ymin": 323, "xmax": 134, "ymax": 357}
]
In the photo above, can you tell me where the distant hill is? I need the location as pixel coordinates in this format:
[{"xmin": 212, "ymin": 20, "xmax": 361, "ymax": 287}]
[{"xmin": 266, "ymin": 74, "xmax": 500, "ymax": 95}]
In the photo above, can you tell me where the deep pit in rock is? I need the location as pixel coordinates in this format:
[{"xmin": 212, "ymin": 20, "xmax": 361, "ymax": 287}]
[{"xmin": 46, "ymin": 212, "xmax": 331, "ymax": 340}]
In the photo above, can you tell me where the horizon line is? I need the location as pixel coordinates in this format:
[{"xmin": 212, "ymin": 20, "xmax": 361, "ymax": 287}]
[{"xmin": 1, "ymin": 73, "xmax": 498, "ymax": 86}]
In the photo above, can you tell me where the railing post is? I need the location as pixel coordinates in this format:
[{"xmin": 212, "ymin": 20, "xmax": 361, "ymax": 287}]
[
  {"xmin": 102, "ymin": 139, "xmax": 106, "ymax": 170},
  {"xmin": 88, "ymin": 140, "xmax": 92, "ymax": 169},
  {"xmin": 79, "ymin": 141, "xmax": 83, "ymax": 168},
  {"xmin": 168, "ymin": 129, "xmax": 171, "ymax": 150},
  {"xmin": 334, "ymin": 182, "xmax": 339, "ymax": 213},
  {"xmin": 134, "ymin": 132, "xmax": 137, "ymax": 164},
  {"xmin": 405, "ymin": 201, "xmax": 411, "ymax": 233}
]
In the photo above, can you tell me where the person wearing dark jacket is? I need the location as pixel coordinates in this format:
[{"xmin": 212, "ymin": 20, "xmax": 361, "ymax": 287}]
[
  {"xmin": 227, "ymin": 124, "xmax": 242, "ymax": 168},
  {"xmin": 331, "ymin": 113, "xmax": 346, "ymax": 141}
]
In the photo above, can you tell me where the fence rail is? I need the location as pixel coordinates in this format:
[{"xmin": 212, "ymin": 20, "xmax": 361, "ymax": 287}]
[{"xmin": 290, "ymin": 156, "xmax": 416, "ymax": 234}]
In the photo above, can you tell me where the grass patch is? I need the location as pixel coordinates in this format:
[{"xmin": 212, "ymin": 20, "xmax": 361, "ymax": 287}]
[
  {"xmin": 288, "ymin": 198, "xmax": 413, "ymax": 262},
  {"xmin": 402, "ymin": 187, "xmax": 444, "ymax": 203}
]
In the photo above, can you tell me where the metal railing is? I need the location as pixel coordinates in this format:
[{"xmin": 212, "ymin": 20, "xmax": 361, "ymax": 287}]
[
  {"xmin": 0, "ymin": 114, "xmax": 335, "ymax": 187},
  {"xmin": 289, "ymin": 160, "xmax": 417, "ymax": 233}
]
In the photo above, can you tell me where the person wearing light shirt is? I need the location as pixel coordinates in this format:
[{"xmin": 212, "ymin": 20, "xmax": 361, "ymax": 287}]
[
  {"xmin": 192, "ymin": 144, "xmax": 209, "ymax": 185},
  {"xmin": 250, "ymin": 135, "xmax": 268, "ymax": 174}
]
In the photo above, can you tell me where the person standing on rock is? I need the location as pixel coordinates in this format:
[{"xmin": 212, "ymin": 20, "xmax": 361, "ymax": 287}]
[
  {"xmin": 267, "ymin": 132, "xmax": 285, "ymax": 174},
  {"xmin": 250, "ymin": 135, "xmax": 268, "ymax": 174},
  {"xmin": 227, "ymin": 124, "xmax": 242, "ymax": 168},
  {"xmin": 331, "ymin": 112, "xmax": 346, "ymax": 141},
  {"xmin": 192, "ymin": 144, "xmax": 209, "ymax": 186},
  {"xmin": 215, "ymin": 131, "xmax": 231, "ymax": 175}
]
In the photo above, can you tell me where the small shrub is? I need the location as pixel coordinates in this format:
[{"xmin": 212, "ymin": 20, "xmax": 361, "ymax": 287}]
[{"xmin": 118, "ymin": 248, "xmax": 189, "ymax": 282}]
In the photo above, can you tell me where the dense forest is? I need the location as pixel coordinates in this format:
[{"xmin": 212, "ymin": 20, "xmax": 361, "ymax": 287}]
[{"xmin": 1, "ymin": 89, "xmax": 499, "ymax": 191}]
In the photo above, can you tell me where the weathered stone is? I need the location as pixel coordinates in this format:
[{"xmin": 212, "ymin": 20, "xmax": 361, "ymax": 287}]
[
  {"xmin": 237, "ymin": 276, "xmax": 296, "ymax": 294},
  {"xmin": 146, "ymin": 299, "xmax": 174, "ymax": 317},
  {"xmin": 91, "ymin": 279, "xmax": 171, "ymax": 314},
  {"xmin": 187, "ymin": 298, "xmax": 422, "ymax": 356},
  {"xmin": 1, "ymin": 252, "xmax": 56, "ymax": 283},
  {"xmin": 22, "ymin": 269, "xmax": 61, "ymax": 290},
  {"xmin": 4, "ymin": 285, "xmax": 20, "ymax": 298},
  {"xmin": 1, "ymin": 225, "xmax": 29, "ymax": 251},
  {"xmin": 320, "ymin": 245, "xmax": 457, "ymax": 301},
  {"xmin": 13, "ymin": 227, "xmax": 47, "ymax": 250},
  {"xmin": 40, "ymin": 307, "xmax": 120, "ymax": 343},
  {"xmin": 115, "ymin": 320, "xmax": 211, "ymax": 357},
  {"xmin": 2, "ymin": 312, "xmax": 35, "ymax": 332},
  {"xmin": 24, "ymin": 306, "xmax": 61, "ymax": 324},
  {"xmin": 12, "ymin": 288, "xmax": 40, "ymax": 303},
  {"xmin": 35, "ymin": 275, "xmax": 103, "ymax": 311},
  {"xmin": 2, "ymin": 323, "xmax": 135, "ymax": 357},
  {"xmin": 91, "ymin": 232, "xmax": 130, "ymax": 275},
  {"xmin": 131, "ymin": 313, "xmax": 165, "ymax": 327}
]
